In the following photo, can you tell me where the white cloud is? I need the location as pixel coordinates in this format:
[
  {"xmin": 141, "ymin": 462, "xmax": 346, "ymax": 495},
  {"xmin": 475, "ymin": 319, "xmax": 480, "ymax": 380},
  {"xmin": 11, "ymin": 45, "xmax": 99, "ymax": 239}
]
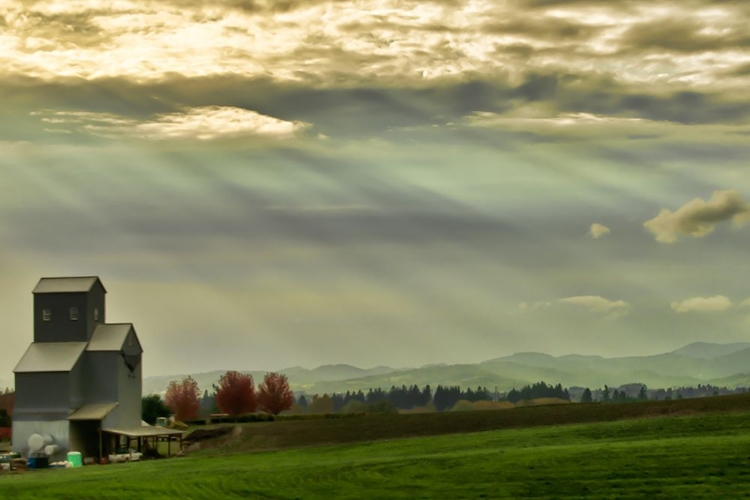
[
  {"xmin": 518, "ymin": 301, "xmax": 552, "ymax": 312},
  {"xmin": 739, "ymin": 298, "xmax": 750, "ymax": 308},
  {"xmin": 560, "ymin": 295, "xmax": 631, "ymax": 319},
  {"xmin": 670, "ymin": 295, "xmax": 733, "ymax": 313},
  {"xmin": 34, "ymin": 107, "xmax": 311, "ymax": 141},
  {"xmin": 643, "ymin": 189, "xmax": 750, "ymax": 243},
  {"xmin": 589, "ymin": 223, "xmax": 610, "ymax": 239}
]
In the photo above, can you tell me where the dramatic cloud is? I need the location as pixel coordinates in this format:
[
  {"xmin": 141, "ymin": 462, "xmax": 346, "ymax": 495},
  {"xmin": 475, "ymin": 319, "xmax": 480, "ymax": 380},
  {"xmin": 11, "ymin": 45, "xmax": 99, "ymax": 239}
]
[
  {"xmin": 671, "ymin": 296, "xmax": 733, "ymax": 313},
  {"xmin": 643, "ymin": 190, "xmax": 750, "ymax": 243},
  {"xmin": 32, "ymin": 107, "xmax": 311, "ymax": 141},
  {"xmin": 559, "ymin": 296, "xmax": 631, "ymax": 319},
  {"xmin": 2, "ymin": 0, "xmax": 750, "ymax": 380},
  {"xmin": 1, "ymin": 0, "xmax": 749, "ymax": 92},
  {"xmin": 589, "ymin": 223, "xmax": 611, "ymax": 239}
]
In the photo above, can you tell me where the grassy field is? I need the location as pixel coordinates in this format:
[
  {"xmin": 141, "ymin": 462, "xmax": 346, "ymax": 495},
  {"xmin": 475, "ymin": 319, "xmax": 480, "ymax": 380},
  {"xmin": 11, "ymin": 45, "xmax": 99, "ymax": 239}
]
[
  {"xmin": 188, "ymin": 393, "xmax": 750, "ymax": 453},
  {"xmin": 4, "ymin": 408, "xmax": 750, "ymax": 498}
]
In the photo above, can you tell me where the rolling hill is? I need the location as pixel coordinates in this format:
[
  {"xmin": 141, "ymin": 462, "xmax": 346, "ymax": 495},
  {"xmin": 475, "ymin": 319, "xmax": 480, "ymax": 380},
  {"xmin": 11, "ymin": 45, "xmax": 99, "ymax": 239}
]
[
  {"xmin": 671, "ymin": 342, "xmax": 750, "ymax": 359},
  {"xmin": 142, "ymin": 342, "xmax": 750, "ymax": 396}
]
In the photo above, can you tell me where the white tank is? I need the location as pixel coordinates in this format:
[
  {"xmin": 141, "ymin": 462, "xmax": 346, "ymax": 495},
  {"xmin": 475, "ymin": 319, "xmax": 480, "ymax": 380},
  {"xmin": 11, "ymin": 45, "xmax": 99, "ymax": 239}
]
[
  {"xmin": 27, "ymin": 433, "xmax": 54, "ymax": 452},
  {"xmin": 44, "ymin": 445, "xmax": 60, "ymax": 457}
]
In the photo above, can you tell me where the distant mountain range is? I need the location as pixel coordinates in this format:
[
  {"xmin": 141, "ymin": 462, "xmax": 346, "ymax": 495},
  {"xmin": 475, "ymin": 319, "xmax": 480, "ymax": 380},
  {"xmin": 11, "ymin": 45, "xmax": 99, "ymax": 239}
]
[{"xmin": 141, "ymin": 342, "xmax": 750, "ymax": 396}]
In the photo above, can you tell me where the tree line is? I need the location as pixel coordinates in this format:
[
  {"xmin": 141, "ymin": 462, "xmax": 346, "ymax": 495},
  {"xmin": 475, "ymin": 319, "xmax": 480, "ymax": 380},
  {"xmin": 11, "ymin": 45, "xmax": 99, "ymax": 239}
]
[
  {"xmin": 577, "ymin": 384, "xmax": 749, "ymax": 403},
  {"xmin": 143, "ymin": 371, "xmax": 294, "ymax": 423},
  {"xmin": 144, "ymin": 377, "xmax": 750, "ymax": 423},
  {"xmin": 290, "ymin": 383, "xmax": 570, "ymax": 414}
]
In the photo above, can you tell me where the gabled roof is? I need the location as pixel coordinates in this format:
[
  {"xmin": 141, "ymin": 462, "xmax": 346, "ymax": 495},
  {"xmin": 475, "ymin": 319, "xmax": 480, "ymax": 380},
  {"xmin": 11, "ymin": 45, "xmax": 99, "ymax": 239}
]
[
  {"xmin": 33, "ymin": 276, "xmax": 107, "ymax": 294},
  {"xmin": 68, "ymin": 402, "xmax": 118, "ymax": 421},
  {"xmin": 14, "ymin": 342, "xmax": 87, "ymax": 373},
  {"xmin": 87, "ymin": 324, "xmax": 141, "ymax": 352}
]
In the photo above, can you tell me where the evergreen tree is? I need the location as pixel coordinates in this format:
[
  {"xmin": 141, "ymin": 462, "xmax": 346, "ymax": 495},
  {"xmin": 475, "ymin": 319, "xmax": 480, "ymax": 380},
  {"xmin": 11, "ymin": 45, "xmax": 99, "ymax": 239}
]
[
  {"xmin": 507, "ymin": 389, "xmax": 521, "ymax": 404},
  {"xmin": 602, "ymin": 385, "xmax": 610, "ymax": 403},
  {"xmin": 298, "ymin": 394, "xmax": 308, "ymax": 409},
  {"xmin": 638, "ymin": 386, "xmax": 648, "ymax": 401},
  {"xmin": 581, "ymin": 388, "xmax": 593, "ymax": 403},
  {"xmin": 421, "ymin": 385, "xmax": 432, "ymax": 406}
]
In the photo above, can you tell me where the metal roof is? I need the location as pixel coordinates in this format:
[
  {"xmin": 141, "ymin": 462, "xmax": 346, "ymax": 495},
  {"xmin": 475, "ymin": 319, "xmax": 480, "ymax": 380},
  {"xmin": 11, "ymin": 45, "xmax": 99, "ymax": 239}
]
[
  {"xmin": 103, "ymin": 426, "xmax": 185, "ymax": 438},
  {"xmin": 13, "ymin": 342, "xmax": 87, "ymax": 373},
  {"xmin": 33, "ymin": 276, "xmax": 106, "ymax": 294},
  {"xmin": 87, "ymin": 324, "xmax": 137, "ymax": 352},
  {"xmin": 68, "ymin": 402, "xmax": 119, "ymax": 421}
]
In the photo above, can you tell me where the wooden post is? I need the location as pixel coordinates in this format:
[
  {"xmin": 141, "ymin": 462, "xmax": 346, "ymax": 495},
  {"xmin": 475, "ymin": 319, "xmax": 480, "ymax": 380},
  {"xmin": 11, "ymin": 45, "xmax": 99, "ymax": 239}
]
[{"xmin": 98, "ymin": 427, "xmax": 102, "ymax": 463}]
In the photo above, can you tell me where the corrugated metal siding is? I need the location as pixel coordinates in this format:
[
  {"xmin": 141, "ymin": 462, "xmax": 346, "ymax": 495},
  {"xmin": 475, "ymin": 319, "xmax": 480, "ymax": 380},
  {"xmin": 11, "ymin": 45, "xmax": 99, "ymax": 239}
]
[
  {"xmin": 83, "ymin": 352, "xmax": 118, "ymax": 404},
  {"xmin": 12, "ymin": 420, "xmax": 70, "ymax": 461},
  {"xmin": 14, "ymin": 372, "xmax": 72, "ymax": 413},
  {"xmin": 33, "ymin": 293, "xmax": 91, "ymax": 343},
  {"xmin": 102, "ymin": 354, "xmax": 142, "ymax": 430}
]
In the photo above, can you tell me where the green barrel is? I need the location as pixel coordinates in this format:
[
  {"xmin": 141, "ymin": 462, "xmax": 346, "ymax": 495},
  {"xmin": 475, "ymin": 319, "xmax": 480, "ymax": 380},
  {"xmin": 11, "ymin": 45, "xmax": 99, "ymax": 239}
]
[{"xmin": 67, "ymin": 451, "xmax": 83, "ymax": 467}]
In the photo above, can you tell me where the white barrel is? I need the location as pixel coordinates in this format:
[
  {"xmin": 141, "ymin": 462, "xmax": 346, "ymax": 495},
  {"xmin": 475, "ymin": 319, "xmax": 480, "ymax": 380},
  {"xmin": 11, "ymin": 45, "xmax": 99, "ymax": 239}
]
[
  {"xmin": 44, "ymin": 445, "xmax": 60, "ymax": 456},
  {"xmin": 27, "ymin": 433, "xmax": 54, "ymax": 452},
  {"xmin": 28, "ymin": 434, "xmax": 44, "ymax": 452}
]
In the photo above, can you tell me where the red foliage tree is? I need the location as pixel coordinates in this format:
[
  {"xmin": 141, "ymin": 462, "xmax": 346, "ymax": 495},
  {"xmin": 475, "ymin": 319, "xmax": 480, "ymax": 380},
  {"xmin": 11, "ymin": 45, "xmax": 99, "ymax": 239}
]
[
  {"xmin": 215, "ymin": 371, "xmax": 257, "ymax": 418},
  {"xmin": 0, "ymin": 391, "xmax": 14, "ymax": 418},
  {"xmin": 165, "ymin": 376, "xmax": 201, "ymax": 421},
  {"xmin": 258, "ymin": 372, "xmax": 294, "ymax": 415}
]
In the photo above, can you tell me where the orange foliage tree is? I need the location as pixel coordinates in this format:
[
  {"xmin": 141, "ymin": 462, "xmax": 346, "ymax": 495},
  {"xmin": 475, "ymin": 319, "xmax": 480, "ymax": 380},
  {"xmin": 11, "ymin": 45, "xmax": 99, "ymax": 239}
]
[
  {"xmin": 258, "ymin": 372, "xmax": 294, "ymax": 415},
  {"xmin": 215, "ymin": 371, "xmax": 257, "ymax": 418},
  {"xmin": 307, "ymin": 394, "xmax": 334, "ymax": 415},
  {"xmin": 165, "ymin": 376, "xmax": 201, "ymax": 421}
]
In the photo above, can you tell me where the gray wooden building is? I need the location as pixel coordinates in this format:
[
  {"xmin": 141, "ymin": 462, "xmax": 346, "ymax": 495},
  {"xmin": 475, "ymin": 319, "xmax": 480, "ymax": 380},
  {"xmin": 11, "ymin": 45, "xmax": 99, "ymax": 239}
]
[{"xmin": 12, "ymin": 277, "xmax": 181, "ymax": 461}]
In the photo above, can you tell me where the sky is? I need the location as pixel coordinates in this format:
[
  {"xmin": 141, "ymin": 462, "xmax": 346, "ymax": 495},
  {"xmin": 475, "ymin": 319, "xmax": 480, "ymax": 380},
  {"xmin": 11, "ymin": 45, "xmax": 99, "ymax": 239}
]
[{"xmin": 1, "ymin": 0, "xmax": 750, "ymax": 384}]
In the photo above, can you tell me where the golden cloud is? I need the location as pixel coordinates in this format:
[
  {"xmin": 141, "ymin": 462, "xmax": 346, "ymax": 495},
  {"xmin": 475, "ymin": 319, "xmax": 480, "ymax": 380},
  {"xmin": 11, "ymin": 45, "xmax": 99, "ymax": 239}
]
[
  {"xmin": 670, "ymin": 295, "xmax": 733, "ymax": 313},
  {"xmin": 643, "ymin": 190, "xmax": 750, "ymax": 243}
]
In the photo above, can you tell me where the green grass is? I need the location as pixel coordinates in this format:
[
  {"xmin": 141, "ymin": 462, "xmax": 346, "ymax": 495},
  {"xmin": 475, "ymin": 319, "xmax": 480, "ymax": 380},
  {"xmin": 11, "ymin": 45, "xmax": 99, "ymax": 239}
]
[
  {"xmin": 4, "ymin": 410, "xmax": 750, "ymax": 499},
  {"xmin": 188, "ymin": 393, "xmax": 750, "ymax": 453}
]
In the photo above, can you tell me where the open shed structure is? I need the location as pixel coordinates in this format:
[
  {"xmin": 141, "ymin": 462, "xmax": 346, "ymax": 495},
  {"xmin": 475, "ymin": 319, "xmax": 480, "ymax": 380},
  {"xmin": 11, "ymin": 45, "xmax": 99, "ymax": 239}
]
[{"xmin": 12, "ymin": 277, "xmax": 184, "ymax": 462}]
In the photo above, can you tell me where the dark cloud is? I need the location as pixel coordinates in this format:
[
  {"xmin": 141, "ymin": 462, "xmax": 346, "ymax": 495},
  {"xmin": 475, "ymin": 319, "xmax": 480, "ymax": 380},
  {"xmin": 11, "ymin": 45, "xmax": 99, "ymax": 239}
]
[
  {"xmin": 626, "ymin": 134, "xmax": 662, "ymax": 140},
  {"xmin": 482, "ymin": 18, "xmax": 602, "ymax": 40},
  {"xmin": 561, "ymin": 89, "xmax": 750, "ymax": 125},
  {"xmin": 2, "ymin": 69, "xmax": 750, "ymax": 146},
  {"xmin": 618, "ymin": 18, "xmax": 750, "ymax": 54},
  {"xmin": 725, "ymin": 63, "xmax": 750, "ymax": 77}
]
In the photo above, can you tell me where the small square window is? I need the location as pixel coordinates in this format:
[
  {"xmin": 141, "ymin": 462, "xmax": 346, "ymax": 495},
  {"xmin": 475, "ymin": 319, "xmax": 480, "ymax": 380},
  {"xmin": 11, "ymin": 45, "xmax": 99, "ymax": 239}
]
[
  {"xmin": 94, "ymin": 307, "xmax": 99, "ymax": 321},
  {"xmin": 70, "ymin": 307, "xmax": 79, "ymax": 321},
  {"xmin": 42, "ymin": 309, "xmax": 51, "ymax": 321}
]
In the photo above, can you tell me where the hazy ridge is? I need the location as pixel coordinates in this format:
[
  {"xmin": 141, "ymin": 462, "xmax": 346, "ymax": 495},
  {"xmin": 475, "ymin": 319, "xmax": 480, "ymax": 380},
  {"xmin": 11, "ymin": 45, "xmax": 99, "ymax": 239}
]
[{"xmin": 140, "ymin": 342, "xmax": 750, "ymax": 396}]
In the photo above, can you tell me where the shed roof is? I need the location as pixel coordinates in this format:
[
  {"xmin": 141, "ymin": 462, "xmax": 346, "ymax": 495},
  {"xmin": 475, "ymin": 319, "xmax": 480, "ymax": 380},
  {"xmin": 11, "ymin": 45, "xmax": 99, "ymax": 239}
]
[
  {"xmin": 13, "ymin": 342, "xmax": 87, "ymax": 373},
  {"xmin": 68, "ymin": 403, "xmax": 118, "ymax": 421},
  {"xmin": 103, "ymin": 426, "xmax": 185, "ymax": 438},
  {"xmin": 33, "ymin": 276, "xmax": 106, "ymax": 294},
  {"xmin": 87, "ymin": 324, "xmax": 138, "ymax": 352}
]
